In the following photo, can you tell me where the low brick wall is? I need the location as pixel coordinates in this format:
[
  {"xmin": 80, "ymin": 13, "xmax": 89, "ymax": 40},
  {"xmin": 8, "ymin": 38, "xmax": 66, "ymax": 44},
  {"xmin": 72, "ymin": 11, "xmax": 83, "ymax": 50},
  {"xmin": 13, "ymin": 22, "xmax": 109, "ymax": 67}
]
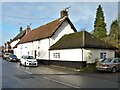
[{"xmin": 37, "ymin": 59, "xmax": 86, "ymax": 69}]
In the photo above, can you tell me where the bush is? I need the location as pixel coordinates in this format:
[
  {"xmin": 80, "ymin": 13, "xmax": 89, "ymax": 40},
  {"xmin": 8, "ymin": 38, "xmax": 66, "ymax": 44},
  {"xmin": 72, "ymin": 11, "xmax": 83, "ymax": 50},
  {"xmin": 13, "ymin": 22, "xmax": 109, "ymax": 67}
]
[{"xmin": 79, "ymin": 63, "xmax": 97, "ymax": 72}]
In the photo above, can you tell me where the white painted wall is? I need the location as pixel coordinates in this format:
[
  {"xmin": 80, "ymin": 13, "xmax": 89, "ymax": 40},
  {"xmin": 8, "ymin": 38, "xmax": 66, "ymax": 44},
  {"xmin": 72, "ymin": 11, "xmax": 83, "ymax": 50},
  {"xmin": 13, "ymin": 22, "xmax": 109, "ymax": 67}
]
[
  {"xmin": 50, "ymin": 20, "xmax": 75, "ymax": 46},
  {"xmin": 33, "ymin": 39, "xmax": 49, "ymax": 60},
  {"xmin": 10, "ymin": 39, "xmax": 20, "ymax": 49},
  {"xmin": 14, "ymin": 44, "xmax": 22, "ymax": 59},
  {"xmin": 50, "ymin": 48, "xmax": 115, "ymax": 63},
  {"xmin": 15, "ymin": 19, "xmax": 75, "ymax": 60},
  {"xmin": 83, "ymin": 49, "xmax": 115, "ymax": 63},
  {"xmin": 50, "ymin": 49, "xmax": 83, "ymax": 61},
  {"xmin": 16, "ymin": 39, "xmax": 49, "ymax": 60}
]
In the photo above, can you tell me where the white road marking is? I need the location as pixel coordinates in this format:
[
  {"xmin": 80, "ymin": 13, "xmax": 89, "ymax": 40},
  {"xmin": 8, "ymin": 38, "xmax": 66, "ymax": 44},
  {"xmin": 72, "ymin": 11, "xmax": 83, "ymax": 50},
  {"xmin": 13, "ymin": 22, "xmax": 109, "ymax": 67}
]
[
  {"xmin": 43, "ymin": 76, "xmax": 81, "ymax": 89},
  {"xmin": 17, "ymin": 67, "xmax": 33, "ymax": 74}
]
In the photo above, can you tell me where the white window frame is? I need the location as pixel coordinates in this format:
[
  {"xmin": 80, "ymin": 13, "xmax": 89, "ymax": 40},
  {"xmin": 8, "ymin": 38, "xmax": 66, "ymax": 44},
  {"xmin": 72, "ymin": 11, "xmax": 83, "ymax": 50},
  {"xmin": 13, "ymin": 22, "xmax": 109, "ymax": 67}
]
[
  {"xmin": 53, "ymin": 52, "xmax": 60, "ymax": 59},
  {"xmin": 100, "ymin": 52, "xmax": 106, "ymax": 59}
]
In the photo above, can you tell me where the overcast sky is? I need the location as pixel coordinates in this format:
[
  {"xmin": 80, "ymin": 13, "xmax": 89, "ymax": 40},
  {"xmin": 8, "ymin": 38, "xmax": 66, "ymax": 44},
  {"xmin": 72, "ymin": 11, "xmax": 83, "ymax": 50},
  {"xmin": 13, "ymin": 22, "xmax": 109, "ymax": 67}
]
[{"xmin": 1, "ymin": 1, "xmax": 119, "ymax": 46}]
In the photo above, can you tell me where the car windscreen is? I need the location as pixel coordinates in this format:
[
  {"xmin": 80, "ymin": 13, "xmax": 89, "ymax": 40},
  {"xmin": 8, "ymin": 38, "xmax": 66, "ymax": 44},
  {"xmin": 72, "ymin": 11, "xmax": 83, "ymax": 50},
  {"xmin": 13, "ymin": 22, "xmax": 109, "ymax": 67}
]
[
  {"xmin": 101, "ymin": 58, "xmax": 112, "ymax": 63},
  {"xmin": 6, "ymin": 54, "xmax": 9, "ymax": 55},
  {"xmin": 10, "ymin": 55, "xmax": 17, "ymax": 58},
  {"xmin": 27, "ymin": 56, "xmax": 34, "ymax": 59}
]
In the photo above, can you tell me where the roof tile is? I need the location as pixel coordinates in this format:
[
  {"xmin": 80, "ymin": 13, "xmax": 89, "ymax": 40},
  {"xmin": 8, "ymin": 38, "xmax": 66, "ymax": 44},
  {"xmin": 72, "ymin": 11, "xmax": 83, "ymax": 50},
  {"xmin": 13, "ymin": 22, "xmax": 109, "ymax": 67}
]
[
  {"xmin": 19, "ymin": 16, "xmax": 76, "ymax": 44},
  {"xmin": 50, "ymin": 31, "xmax": 117, "ymax": 50}
]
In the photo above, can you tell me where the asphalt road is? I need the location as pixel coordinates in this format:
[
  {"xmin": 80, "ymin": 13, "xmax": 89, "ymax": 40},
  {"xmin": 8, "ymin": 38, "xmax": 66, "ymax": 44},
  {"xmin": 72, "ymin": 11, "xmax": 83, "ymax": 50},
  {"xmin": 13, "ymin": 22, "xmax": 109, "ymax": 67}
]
[{"xmin": 1, "ymin": 57, "xmax": 120, "ymax": 89}]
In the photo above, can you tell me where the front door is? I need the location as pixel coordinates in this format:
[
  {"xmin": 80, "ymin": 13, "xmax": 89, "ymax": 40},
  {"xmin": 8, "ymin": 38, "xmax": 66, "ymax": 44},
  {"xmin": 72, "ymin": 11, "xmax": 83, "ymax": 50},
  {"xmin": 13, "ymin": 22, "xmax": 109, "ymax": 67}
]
[{"xmin": 34, "ymin": 50, "xmax": 37, "ymax": 59}]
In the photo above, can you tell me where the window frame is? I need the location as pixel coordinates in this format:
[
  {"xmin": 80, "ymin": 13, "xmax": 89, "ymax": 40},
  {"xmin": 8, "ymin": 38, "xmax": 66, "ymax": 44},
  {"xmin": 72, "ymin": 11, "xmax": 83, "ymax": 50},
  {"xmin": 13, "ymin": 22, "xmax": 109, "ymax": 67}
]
[
  {"xmin": 100, "ymin": 52, "xmax": 106, "ymax": 59},
  {"xmin": 53, "ymin": 52, "xmax": 60, "ymax": 59}
]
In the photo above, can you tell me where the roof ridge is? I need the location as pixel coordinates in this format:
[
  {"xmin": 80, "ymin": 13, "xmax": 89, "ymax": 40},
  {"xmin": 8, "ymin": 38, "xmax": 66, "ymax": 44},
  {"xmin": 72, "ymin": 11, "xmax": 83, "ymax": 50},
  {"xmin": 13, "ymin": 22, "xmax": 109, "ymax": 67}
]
[
  {"xmin": 31, "ymin": 17, "xmax": 66, "ymax": 31},
  {"xmin": 12, "ymin": 30, "xmax": 26, "ymax": 41},
  {"xmin": 19, "ymin": 16, "xmax": 70, "ymax": 44}
]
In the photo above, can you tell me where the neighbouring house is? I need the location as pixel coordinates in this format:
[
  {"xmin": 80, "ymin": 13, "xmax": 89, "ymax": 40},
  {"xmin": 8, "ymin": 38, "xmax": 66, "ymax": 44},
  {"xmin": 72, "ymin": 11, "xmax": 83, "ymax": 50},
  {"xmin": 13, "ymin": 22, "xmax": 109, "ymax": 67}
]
[
  {"xmin": 15, "ymin": 10, "xmax": 77, "ymax": 59},
  {"xmin": 4, "ymin": 41, "xmax": 12, "ymax": 53},
  {"xmin": 0, "ymin": 46, "xmax": 4, "ymax": 52},
  {"xmin": 50, "ymin": 31, "xmax": 117, "ymax": 68},
  {"xmin": 0, "ymin": 46, "xmax": 1, "ymax": 51},
  {"xmin": 0, "ymin": 46, "xmax": 4, "ymax": 57},
  {"xmin": 10, "ymin": 26, "xmax": 26, "ymax": 54}
]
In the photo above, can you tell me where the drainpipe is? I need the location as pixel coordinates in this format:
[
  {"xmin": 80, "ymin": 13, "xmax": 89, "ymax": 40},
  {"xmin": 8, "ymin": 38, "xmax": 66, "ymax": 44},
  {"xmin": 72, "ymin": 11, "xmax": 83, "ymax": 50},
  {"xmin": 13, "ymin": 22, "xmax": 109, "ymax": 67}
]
[
  {"xmin": 81, "ymin": 48, "xmax": 84, "ymax": 69},
  {"xmin": 82, "ymin": 48, "xmax": 83, "ymax": 63},
  {"xmin": 48, "ymin": 38, "xmax": 50, "ymax": 65},
  {"xmin": 81, "ymin": 31, "xmax": 85, "ymax": 68}
]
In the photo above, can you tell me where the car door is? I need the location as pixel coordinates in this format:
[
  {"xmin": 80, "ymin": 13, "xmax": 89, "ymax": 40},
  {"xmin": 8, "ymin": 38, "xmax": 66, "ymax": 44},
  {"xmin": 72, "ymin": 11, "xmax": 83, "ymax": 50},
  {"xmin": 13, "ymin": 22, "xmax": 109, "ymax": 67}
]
[{"xmin": 113, "ymin": 58, "xmax": 119, "ymax": 70}]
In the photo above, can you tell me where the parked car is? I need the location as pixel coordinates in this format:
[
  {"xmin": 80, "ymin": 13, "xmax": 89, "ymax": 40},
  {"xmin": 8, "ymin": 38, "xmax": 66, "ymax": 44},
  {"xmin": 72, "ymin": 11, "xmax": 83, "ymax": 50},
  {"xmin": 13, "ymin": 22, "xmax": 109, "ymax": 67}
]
[
  {"xmin": 96, "ymin": 58, "xmax": 120, "ymax": 73},
  {"xmin": 6, "ymin": 54, "xmax": 18, "ymax": 62},
  {"xmin": 0, "ymin": 52, "xmax": 4, "ymax": 57},
  {"xmin": 3, "ymin": 53, "xmax": 11, "ymax": 60},
  {"xmin": 20, "ymin": 55, "xmax": 38, "ymax": 66}
]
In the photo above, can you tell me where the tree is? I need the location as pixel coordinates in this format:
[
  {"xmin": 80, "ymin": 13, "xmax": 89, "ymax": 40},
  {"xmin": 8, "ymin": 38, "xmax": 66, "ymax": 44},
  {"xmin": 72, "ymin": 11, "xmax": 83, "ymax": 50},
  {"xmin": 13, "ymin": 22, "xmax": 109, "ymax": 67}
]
[
  {"xmin": 104, "ymin": 20, "xmax": 120, "ymax": 57},
  {"xmin": 93, "ymin": 5, "xmax": 107, "ymax": 39},
  {"xmin": 109, "ymin": 20, "xmax": 120, "ymax": 41}
]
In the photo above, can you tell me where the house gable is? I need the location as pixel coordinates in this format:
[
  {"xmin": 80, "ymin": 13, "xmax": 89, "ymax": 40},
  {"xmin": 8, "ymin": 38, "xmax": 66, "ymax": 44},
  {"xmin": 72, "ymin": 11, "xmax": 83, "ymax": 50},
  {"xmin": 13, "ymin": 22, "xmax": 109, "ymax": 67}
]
[
  {"xmin": 11, "ymin": 30, "xmax": 26, "ymax": 48},
  {"xmin": 50, "ymin": 20, "xmax": 76, "ymax": 46}
]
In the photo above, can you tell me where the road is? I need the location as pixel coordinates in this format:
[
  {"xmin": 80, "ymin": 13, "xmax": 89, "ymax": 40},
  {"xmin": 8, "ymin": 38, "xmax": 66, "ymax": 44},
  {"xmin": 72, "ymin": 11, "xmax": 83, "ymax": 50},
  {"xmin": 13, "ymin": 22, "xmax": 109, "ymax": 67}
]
[{"xmin": 1, "ymin": 57, "xmax": 120, "ymax": 89}]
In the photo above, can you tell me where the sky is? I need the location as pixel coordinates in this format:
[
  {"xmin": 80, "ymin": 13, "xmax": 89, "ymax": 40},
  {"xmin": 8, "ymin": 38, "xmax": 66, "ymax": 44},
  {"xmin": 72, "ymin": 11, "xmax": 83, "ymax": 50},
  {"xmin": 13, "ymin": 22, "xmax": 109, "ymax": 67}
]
[{"xmin": 1, "ymin": 1, "xmax": 119, "ymax": 46}]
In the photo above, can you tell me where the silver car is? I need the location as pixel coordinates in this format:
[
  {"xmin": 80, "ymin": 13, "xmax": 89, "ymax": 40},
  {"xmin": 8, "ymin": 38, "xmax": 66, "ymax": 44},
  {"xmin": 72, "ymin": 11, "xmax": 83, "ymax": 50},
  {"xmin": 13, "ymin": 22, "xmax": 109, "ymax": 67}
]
[{"xmin": 96, "ymin": 58, "xmax": 120, "ymax": 73}]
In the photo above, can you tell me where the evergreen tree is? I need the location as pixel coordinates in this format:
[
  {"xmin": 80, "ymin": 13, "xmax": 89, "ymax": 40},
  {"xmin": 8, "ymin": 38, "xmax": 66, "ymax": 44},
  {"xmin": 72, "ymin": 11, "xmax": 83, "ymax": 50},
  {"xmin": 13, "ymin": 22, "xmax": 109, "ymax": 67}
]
[{"xmin": 93, "ymin": 5, "xmax": 107, "ymax": 39}]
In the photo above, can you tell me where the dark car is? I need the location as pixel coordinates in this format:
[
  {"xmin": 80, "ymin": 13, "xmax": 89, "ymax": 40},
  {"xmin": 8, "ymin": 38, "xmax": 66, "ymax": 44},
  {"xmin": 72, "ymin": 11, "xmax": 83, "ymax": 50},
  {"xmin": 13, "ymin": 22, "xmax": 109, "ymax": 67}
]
[
  {"xmin": 96, "ymin": 58, "xmax": 120, "ymax": 73},
  {"xmin": 7, "ymin": 54, "xmax": 18, "ymax": 62}
]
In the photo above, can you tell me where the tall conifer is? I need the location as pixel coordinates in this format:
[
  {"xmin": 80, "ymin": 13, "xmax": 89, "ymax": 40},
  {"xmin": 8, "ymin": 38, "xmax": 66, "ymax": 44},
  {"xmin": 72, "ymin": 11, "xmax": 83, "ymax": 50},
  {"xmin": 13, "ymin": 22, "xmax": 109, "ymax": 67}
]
[{"xmin": 93, "ymin": 5, "xmax": 107, "ymax": 39}]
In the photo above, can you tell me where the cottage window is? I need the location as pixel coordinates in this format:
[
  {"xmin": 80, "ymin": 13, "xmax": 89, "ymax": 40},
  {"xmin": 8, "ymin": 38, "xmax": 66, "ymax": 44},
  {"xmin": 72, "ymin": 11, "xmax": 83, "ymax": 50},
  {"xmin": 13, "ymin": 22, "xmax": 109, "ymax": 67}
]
[
  {"xmin": 53, "ymin": 53, "xmax": 60, "ymax": 58},
  {"xmin": 100, "ymin": 53, "xmax": 106, "ymax": 59},
  {"xmin": 28, "ymin": 52, "xmax": 29, "ymax": 55},
  {"xmin": 53, "ymin": 53, "xmax": 56, "ymax": 58},
  {"xmin": 58, "ymin": 53, "xmax": 60, "ymax": 58}
]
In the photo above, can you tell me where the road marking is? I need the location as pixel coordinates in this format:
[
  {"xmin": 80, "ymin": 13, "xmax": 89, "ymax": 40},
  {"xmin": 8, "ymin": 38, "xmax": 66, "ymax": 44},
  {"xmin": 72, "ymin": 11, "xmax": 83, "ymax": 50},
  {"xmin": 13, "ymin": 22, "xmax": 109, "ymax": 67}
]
[
  {"xmin": 17, "ymin": 67, "xmax": 33, "ymax": 74},
  {"xmin": 43, "ymin": 76, "xmax": 81, "ymax": 89}
]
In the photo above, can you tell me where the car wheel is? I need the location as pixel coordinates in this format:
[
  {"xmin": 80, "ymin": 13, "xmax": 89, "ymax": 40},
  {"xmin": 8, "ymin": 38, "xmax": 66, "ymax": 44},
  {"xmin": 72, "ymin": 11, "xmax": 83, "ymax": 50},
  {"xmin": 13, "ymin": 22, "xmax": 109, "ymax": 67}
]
[
  {"xmin": 24, "ymin": 62, "xmax": 26, "ymax": 67},
  {"xmin": 111, "ymin": 67, "xmax": 117, "ymax": 73},
  {"xmin": 7, "ymin": 59, "xmax": 10, "ymax": 62},
  {"xmin": 19, "ymin": 62, "xmax": 22, "ymax": 66}
]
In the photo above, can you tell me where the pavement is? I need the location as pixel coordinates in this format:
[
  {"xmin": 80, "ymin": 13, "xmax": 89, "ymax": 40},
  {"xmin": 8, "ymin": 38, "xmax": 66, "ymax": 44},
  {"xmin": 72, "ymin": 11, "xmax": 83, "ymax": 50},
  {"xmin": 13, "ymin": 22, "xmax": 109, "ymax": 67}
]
[
  {"xmin": 16, "ymin": 64, "xmax": 79, "ymax": 75},
  {"xmin": 25, "ymin": 64, "xmax": 80, "ymax": 74}
]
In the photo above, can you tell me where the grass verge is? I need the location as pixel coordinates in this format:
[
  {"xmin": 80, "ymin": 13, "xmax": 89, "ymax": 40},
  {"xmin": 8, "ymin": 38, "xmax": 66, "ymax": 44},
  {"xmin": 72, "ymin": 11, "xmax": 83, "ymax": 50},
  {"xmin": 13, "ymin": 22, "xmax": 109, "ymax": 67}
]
[{"xmin": 79, "ymin": 64, "xmax": 97, "ymax": 73}]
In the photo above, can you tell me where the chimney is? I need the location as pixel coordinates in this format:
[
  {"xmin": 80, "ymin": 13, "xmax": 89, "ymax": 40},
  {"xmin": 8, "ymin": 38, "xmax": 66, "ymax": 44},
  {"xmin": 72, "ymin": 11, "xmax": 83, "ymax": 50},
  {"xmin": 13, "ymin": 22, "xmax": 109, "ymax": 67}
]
[
  {"xmin": 26, "ymin": 25, "xmax": 30, "ymax": 34},
  {"xmin": 60, "ymin": 10, "xmax": 68, "ymax": 18},
  {"xmin": 10, "ymin": 39, "xmax": 12, "ymax": 42},
  {"xmin": 20, "ymin": 26, "xmax": 23, "ymax": 32}
]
